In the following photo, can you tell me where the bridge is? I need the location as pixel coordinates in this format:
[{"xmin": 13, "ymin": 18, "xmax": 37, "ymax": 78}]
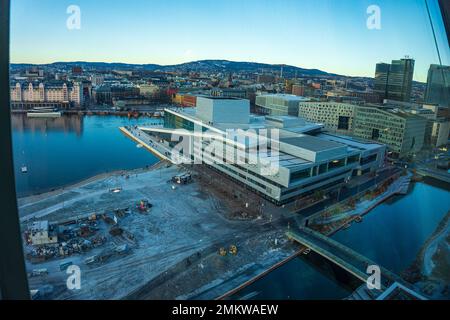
[
  {"xmin": 286, "ymin": 227, "xmax": 407, "ymax": 291},
  {"xmin": 416, "ymin": 168, "xmax": 450, "ymax": 185}
]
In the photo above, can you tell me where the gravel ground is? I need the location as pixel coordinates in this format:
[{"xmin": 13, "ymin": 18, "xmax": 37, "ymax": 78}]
[{"xmin": 21, "ymin": 163, "xmax": 297, "ymax": 300}]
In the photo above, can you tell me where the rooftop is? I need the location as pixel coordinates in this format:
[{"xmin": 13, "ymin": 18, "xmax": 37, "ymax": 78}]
[
  {"xmin": 280, "ymin": 135, "xmax": 345, "ymax": 152},
  {"xmin": 259, "ymin": 93, "xmax": 310, "ymax": 101}
]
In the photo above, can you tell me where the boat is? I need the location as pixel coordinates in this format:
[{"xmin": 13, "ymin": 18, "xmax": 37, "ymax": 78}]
[
  {"xmin": 27, "ymin": 107, "xmax": 61, "ymax": 118},
  {"xmin": 136, "ymin": 144, "xmax": 143, "ymax": 149},
  {"xmin": 355, "ymin": 215, "xmax": 363, "ymax": 223},
  {"xmin": 109, "ymin": 187, "xmax": 122, "ymax": 193},
  {"xmin": 21, "ymin": 166, "xmax": 28, "ymax": 173},
  {"xmin": 343, "ymin": 223, "xmax": 351, "ymax": 229},
  {"xmin": 302, "ymin": 248, "xmax": 311, "ymax": 255}
]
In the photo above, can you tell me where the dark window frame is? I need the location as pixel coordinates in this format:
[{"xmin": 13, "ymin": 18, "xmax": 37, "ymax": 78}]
[
  {"xmin": 0, "ymin": 0, "xmax": 449, "ymax": 301},
  {"xmin": 0, "ymin": 0, "xmax": 30, "ymax": 300}
]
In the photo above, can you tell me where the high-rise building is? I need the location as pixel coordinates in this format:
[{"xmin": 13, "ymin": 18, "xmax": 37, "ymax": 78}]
[
  {"xmin": 255, "ymin": 94, "xmax": 309, "ymax": 116},
  {"xmin": 298, "ymin": 102, "xmax": 428, "ymax": 157},
  {"xmin": 374, "ymin": 58, "xmax": 415, "ymax": 102},
  {"xmin": 424, "ymin": 64, "xmax": 450, "ymax": 107}
]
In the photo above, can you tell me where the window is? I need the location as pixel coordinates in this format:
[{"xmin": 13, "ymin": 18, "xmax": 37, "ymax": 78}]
[
  {"xmin": 328, "ymin": 158, "xmax": 346, "ymax": 170},
  {"xmin": 291, "ymin": 169, "xmax": 311, "ymax": 181},
  {"xmin": 360, "ymin": 154, "xmax": 378, "ymax": 165},
  {"xmin": 318, "ymin": 163, "xmax": 328, "ymax": 174},
  {"xmin": 2, "ymin": 0, "xmax": 449, "ymax": 303}
]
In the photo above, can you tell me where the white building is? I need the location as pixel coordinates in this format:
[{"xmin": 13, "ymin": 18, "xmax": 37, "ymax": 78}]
[
  {"xmin": 134, "ymin": 97, "xmax": 386, "ymax": 204},
  {"xmin": 10, "ymin": 81, "xmax": 83, "ymax": 107}
]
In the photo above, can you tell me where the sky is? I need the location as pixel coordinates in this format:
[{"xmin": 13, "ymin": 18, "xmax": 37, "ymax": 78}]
[{"xmin": 10, "ymin": 0, "xmax": 450, "ymax": 82}]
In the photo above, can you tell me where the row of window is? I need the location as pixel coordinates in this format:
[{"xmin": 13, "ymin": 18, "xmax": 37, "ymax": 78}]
[
  {"xmin": 290, "ymin": 155, "xmax": 359, "ymax": 183},
  {"xmin": 281, "ymin": 170, "xmax": 352, "ymax": 197}
]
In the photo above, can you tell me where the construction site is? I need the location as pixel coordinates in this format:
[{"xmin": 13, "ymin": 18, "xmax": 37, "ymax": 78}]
[
  {"xmin": 18, "ymin": 154, "xmax": 413, "ymax": 300},
  {"xmin": 19, "ymin": 162, "xmax": 298, "ymax": 300}
]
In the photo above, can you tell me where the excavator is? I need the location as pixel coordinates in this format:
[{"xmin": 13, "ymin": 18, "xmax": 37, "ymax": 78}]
[
  {"xmin": 219, "ymin": 245, "xmax": 238, "ymax": 256},
  {"xmin": 136, "ymin": 200, "xmax": 152, "ymax": 213}
]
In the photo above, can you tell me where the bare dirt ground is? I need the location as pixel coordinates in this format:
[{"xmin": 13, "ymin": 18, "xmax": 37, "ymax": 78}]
[{"xmin": 20, "ymin": 162, "xmax": 297, "ymax": 300}]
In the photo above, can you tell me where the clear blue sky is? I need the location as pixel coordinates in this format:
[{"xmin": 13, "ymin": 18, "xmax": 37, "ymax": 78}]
[{"xmin": 10, "ymin": 0, "xmax": 450, "ymax": 82}]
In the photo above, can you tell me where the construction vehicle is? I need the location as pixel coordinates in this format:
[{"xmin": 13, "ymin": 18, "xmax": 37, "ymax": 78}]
[
  {"xmin": 109, "ymin": 187, "xmax": 122, "ymax": 193},
  {"xmin": 219, "ymin": 247, "xmax": 227, "ymax": 256},
  {"xmin": 229, "ymin": 245, "xmax": 238, "ymax": 255},
  {"xmin": 59, "ymin": 261, "xmax": 73, "ymax": 271},
  {"xmin": 115, "ymin": 244, "xmax": 129, "ymax": 254},
  {"xmin": 85, "ymin": 256, "xmax": 97, "ymax": 265}
]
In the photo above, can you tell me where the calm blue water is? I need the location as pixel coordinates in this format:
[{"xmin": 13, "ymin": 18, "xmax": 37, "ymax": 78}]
[
  {"xmin": 232, "ymin": 181, "xmax": 450, "ymax": 300},
  {"xmin": 12, "ymin": 114, "xmax": 159, "ymax": 197}
]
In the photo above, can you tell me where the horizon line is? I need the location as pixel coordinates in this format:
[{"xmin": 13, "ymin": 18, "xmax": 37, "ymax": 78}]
[{"xmin": 9, "ymin": 58, "xmax": 430, "ymax": 83}]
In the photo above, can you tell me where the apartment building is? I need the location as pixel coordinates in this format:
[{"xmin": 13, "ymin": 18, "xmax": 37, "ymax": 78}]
[
  {"xmin": 10, "ymin": 81, "xmax": 83, "ymax": 108},
  {"xmin": 353, "ymin": 106, "xmax": 426, "ymax": 158},
  {"xmin": 256, "ymin": 94, "xmax": 309, "ymax": 116},
  {"xmin": 298, "ymin": 102, "xmax": 356, "ymax": 133}
]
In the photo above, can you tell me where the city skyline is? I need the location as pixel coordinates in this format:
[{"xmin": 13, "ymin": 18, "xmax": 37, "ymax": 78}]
[{"xmin": 10, "ymin": 0, "xmax": 449, "ymax": 82}]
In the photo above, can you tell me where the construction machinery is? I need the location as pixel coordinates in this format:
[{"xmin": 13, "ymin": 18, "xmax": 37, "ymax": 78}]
[
  {"xmin": 219, "ymin": 247, "xmax": 227, "ymax": 256},
  {"xmin": 109, "ymin": 226, "xmax": 123, "ymax": 236},
  {"xmin": 59, "ymin": 261, "xmax": 73, "ymax": 271}
]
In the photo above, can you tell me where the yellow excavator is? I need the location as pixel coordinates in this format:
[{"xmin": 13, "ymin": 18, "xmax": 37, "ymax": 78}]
[{"xmin": 229, "ymin": 245, "xmax": 238, "ymax": 255}]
